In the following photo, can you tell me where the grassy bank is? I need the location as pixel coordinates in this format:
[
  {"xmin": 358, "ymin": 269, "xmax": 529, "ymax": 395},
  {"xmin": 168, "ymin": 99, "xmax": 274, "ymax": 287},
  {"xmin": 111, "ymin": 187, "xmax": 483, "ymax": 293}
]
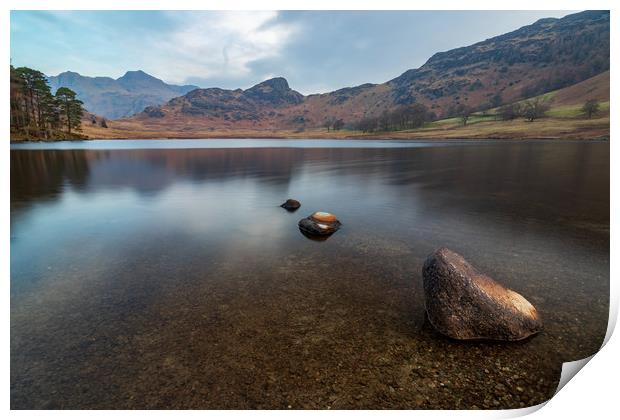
[
  {"xmin": 355, "ymin": 113, "xmax": 610, "ymax": 140},
  {"xmin": 77, "ymin": 112, "xmax": 609, "ymax": 141}
]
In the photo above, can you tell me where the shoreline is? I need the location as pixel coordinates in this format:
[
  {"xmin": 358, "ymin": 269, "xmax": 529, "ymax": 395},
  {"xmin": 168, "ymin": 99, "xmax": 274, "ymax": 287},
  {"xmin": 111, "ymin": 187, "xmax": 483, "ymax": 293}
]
[
  {"xmin": 11, "ymin": 135, "xmax": 610, "ymax": 144},
  {"xmin": 12, "ymin": 114, "xmax": 609, "ymax": 143}
]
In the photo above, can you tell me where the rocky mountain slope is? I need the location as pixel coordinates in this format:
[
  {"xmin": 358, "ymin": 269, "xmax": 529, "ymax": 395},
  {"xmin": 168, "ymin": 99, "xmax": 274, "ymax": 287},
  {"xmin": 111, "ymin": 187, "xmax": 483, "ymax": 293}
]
[
  {"xmin": 126, "ymin": 10, "xmax": 609, "ymax": 131},
  {"xmin": 47, "ymin": 70, "xmax": 198, "ymax": 119},
  {"xmin": 137, "ymin": 77, "xmax": 305, "ymax": 129}
]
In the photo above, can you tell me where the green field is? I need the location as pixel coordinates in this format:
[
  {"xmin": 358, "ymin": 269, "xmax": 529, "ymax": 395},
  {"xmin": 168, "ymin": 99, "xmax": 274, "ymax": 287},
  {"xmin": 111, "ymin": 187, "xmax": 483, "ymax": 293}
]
[{"xmin": 429, "ymin": 99, "xmax": 610, "ymax": 129}]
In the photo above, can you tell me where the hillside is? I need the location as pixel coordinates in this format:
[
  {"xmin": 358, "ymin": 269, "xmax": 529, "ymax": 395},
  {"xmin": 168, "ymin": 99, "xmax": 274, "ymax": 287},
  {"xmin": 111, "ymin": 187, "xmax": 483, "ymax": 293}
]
[
  {"xmin": 542, "ymin": 70, "xmax": 609, "ymax": 107},
  {"xmin": 47, "ymin": 70, "xmax": 198, "ymax": 119},
  {"xmin": 360, "ymin": 70, "xmax": 610, "ymax": 140},
  {"xmin": 82, "ymin": 70, "xmax": 610, "ymax": 140},
  {"xmin": 116, "ymin": 10, "xmax": 608, "ymax": 134},
  {"xmin": 126, "ymin": 77, "xmax": 307, "ymax": 132}
]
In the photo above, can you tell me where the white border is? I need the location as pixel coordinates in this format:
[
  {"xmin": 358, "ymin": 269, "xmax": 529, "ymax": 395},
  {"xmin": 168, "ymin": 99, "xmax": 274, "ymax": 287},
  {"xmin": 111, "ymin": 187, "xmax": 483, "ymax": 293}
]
[{"xmin": 3, "ymin": 1, "xmax": 617, "ymax": 419}]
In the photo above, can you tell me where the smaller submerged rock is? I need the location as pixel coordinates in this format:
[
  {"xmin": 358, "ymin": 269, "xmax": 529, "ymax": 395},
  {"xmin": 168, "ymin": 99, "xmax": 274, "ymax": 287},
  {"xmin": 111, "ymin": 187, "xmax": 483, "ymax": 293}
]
[
  {"xmin": 298, "ymin": 212, "xmax": 341, "ymax": 236},
  {"xmin": 422, "ymin": 248, "xmax": 542, "ymax": 341},
  {"xmin": 280, "ymin": 199, "xmax": 301, "ymax": 211}
]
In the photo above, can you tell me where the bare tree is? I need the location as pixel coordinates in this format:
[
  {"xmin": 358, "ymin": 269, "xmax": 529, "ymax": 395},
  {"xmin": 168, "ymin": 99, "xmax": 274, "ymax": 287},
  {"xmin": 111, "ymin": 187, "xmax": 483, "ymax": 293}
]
[
  {"xmin": 355, "ymin": 116, "xmax": 378, "ymax": 133},
  {"xmin": 498, "ymin": 103, "xmax": 522, "ymax": 121},
  {"xmin": 522, "ymin": 98, "xmax": 550, "ymax": 122},
  {"xmin": 323, "ymin": 117, "xmax": 334, "ymax": 132},
  {"xmin": 378, "ymin": 111, "xmax": 391, "ymax": 132},
  {"xmin": 581, "ymin": 99, "xmax": 600, "ymax": 119},
  {"xmin": 459, "ymin": 106, "xmax": 471, "ymax": 126}
]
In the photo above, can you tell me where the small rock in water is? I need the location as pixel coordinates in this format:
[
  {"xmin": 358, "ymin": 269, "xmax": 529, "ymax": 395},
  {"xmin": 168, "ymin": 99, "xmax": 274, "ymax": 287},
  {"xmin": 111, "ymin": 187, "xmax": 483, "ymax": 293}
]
[
  {"xmin": 280, "ymin": 198, "xmax": 301, "ymax": 211},
  {"xmin": 422, "ymin": 247, "xmax": 542, "ymax": 341},
  {"xmin": 298, "ymin": 212, "xmax": 341, "ymax": 237}
]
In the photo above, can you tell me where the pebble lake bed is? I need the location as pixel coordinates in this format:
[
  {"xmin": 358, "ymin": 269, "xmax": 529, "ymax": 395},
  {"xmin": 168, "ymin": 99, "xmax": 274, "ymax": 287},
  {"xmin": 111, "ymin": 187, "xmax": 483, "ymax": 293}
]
[{"xmin": 10, "ymin": 139, "xmax": 609, "ymax": 409}]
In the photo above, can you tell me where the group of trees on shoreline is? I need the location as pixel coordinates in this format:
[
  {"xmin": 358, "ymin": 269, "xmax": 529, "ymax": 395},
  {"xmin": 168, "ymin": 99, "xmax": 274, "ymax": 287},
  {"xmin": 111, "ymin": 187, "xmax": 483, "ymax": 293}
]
[
  {"xmin": 498, "ymin": 98, "xmax": 600, "ymax": 122},
  {"xmin": 498, "ymin": 98, "xmax": 551, "ymax": 122},
  {"xmin": 10, "ymin": 66, "xmax": 85, "ymax": 140},
  {"xmin": 323, "ymin": 117, "xmax": 345, "ymax": 132},
  {"xmin": 354, "ymin": 103, "xmax": 436, "ymax": 133},
  {"xmin": 350, "ymin": 96, "xmax": 602, "ymax": 133}
]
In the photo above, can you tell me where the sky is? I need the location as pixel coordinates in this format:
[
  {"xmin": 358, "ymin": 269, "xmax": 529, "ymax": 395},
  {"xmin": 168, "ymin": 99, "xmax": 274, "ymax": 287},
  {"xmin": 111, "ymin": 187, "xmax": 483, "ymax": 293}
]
[{"xmin": 10, "ymin": 10, "xmax": 575, "ymax": 95}]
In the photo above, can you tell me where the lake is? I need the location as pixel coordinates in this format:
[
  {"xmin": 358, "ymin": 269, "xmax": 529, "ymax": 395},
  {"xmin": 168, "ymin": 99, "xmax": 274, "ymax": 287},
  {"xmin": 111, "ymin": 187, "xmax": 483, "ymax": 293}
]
[{"xmin": 10, "ymin": 139, "xmax": 609, "ymax": 409}]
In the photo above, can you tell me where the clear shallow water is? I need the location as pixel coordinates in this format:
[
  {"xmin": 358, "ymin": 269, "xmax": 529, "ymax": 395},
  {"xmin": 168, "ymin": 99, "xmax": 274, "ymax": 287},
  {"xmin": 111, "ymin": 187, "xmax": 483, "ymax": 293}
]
[{"xmin": 11, "ymin": 140, "xmax": 609, "ymax": 409}]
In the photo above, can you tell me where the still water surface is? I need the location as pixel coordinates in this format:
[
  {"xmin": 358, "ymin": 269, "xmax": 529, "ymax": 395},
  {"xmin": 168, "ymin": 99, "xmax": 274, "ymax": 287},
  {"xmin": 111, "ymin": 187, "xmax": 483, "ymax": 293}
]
[{"xmin": 11, "ymin": 139, "xmax": 609, "ymax": 409}]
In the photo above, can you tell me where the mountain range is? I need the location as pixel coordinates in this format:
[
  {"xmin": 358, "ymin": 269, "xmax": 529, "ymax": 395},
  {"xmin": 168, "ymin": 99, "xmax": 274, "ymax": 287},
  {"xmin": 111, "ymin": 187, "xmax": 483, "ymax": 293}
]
[
  {"xmin": 53, "ymin": 10, "xmax": 609, "ymax": 134},
  {"xmin": 47, "ymin": 70, "xmax": 198, "ymax": 119},
  {"xmin": 119, "ymin": 10, "xmax": 608, "ymax": 131}
]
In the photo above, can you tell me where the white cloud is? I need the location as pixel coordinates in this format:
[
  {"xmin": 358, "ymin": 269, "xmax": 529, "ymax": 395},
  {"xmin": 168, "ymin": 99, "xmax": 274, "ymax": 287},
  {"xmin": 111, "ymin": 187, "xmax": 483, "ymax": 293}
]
[{"xmin": 154, "ymin": 11, "xmax": 299, "ymax": 85}]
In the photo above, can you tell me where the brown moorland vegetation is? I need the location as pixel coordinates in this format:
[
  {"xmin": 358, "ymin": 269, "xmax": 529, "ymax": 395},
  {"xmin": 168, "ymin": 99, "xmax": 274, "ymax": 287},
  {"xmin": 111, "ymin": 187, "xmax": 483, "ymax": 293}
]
[{"xmin": 81, "ymin": 71, "xmax": 609, "ymax": 141}]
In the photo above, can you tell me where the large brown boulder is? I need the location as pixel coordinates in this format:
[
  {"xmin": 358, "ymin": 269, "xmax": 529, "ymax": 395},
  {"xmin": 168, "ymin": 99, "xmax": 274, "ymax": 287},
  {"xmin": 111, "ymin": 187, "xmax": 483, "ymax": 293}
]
[{"xmin": 422, "ymin": 248, "xmax": 542, "ymax": 341}]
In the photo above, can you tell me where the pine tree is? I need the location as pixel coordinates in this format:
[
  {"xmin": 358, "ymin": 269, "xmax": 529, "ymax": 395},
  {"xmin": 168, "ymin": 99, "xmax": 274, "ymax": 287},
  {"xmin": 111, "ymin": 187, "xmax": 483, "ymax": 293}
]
[
  {"xmin": 10, "ymin": 65, "xmax": 27, "ymax": 131},
  {"xmin": 14, "ymin": 67, "xmax": 53, "ymax": 133},
  {"xmin": 11, "ymin": 66, "xmax": 85, "ymax": 140},
  {"xmin": 55, "ymin": 87, "xmax": 84, "ymax": 134}
]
